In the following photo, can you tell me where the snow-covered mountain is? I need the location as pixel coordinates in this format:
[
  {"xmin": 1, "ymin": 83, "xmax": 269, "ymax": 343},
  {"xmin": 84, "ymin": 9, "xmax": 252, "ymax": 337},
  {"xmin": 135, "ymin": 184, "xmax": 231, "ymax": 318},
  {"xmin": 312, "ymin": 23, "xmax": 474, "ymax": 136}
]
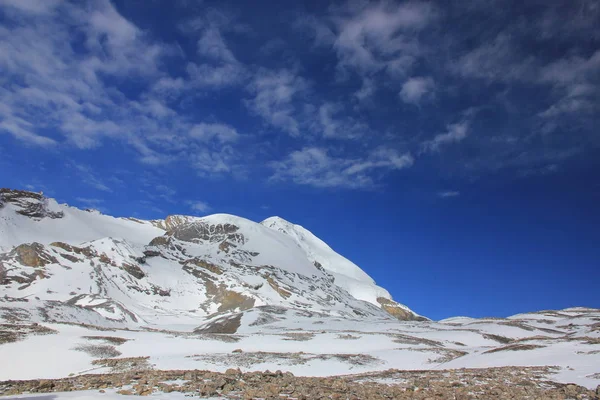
[
  {"xmin": 2, "ymin": 189, "xmax": 599, "ymax": 392},
  {"xmin": 0, "ymin": 188, "xmax": 423, "ymax": 329}
]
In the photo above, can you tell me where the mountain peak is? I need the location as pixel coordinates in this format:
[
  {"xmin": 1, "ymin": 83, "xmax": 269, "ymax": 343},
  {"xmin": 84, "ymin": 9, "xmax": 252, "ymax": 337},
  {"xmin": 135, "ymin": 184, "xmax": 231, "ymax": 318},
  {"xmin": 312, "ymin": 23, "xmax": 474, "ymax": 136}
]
[
  {"xmin": 0, "ymin": 188, "xmax": 423, "ymax": 324},
  {"xmin": 260, "ymin": 214, "xmax": 419, "ymax": 318}
]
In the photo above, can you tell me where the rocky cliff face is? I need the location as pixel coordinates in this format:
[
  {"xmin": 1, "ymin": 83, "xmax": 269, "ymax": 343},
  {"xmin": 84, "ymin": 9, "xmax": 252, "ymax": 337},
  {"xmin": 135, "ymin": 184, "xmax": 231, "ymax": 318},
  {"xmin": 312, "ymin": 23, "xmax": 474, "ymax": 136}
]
[
  {"xmin": 0, "ymin": 189, "xmax": 64, "ymax": 219},
  {"xmin": 0, "ymin": 188, "xmax": 423, "ymax": 328}
]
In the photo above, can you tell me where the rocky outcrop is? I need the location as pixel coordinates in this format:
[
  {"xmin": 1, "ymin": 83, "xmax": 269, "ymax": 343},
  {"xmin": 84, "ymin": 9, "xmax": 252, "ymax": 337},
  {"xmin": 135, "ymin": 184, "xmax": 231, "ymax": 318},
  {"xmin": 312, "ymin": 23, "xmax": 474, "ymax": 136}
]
[
  {"xmin": 5, "ymin": 243, "xmax": 58, "ymax": 268},
  {"xmin": 0, "ymin": 189, "xmax": 63, "ymax": 219},
  {"xmin": 377, "ymin": 297, "xmax": 428, "ymax": 321},
  {"xmin": 0, "ymin": 263, "xmax": 6, "ymax": 284},
  {"xmin": 151, "ymin": 215, "xmax": 199, "ymax": 231},
  {"xmin": 182, "ymin": 258, "xmax": 223, "ymax": 275},
  {"xmin": 168, "ymin": 221, "xmax": 245, "ymax": 245},
  {"xmin": 265, "ymin": 275, "xmax": 292, "ymax": 299}
]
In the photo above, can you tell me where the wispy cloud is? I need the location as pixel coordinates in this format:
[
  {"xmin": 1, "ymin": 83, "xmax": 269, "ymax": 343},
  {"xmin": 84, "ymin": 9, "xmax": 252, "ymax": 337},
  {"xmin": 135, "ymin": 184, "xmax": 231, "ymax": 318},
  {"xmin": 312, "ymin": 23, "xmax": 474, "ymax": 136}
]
[
  {"xmin": 0, "ymin": 0, "xmax": 249, "ymax": 177},
  {"xmin": 270, "ymin": 147, "xmax": 413, "ymax": 189},
  {"xmin": 318, "ymin": 102, "xmax": 367, "ymax": 139},
  {"xmin": 186, "ymin": 200, "xmax": 211, "ymax": 213},
  {"xmin": 190, "ymin": 123, "xmax": 240, "ymax": 143},
  {"xmin": 72, "ymin": 163, "xmax": 112, "ymax": 192},
  {"xmin": 400, "ymin": 77, "xmax": 435, "ymax": 105},
  {"xmin": 1, "ymin": 0, "xmax": 598, "ymax": 192},
  {"xmin": 437, "ymin": 191, "xmax": 460, "ymax": 198},
  {"xmin": 329, "ymin": 2, "xmax": 437, "ymax": 79},
  {"xmin": 422, "ymin": 121, "xmax": 470, "ymax": 153},
  {"xmin": 245, "ymin": 69, "xmax": 308, "ymax": 136},
  {"xmin": 75, "ymin": 197, "xmax": 108, "ymax": 213}
]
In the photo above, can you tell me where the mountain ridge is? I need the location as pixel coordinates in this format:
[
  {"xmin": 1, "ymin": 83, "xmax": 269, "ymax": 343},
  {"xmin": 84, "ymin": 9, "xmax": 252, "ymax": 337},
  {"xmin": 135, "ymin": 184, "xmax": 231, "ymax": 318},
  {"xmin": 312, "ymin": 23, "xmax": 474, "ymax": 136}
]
[{"xmin": 0, "ymin": 188, "xmax": 424, "ymax": 327}]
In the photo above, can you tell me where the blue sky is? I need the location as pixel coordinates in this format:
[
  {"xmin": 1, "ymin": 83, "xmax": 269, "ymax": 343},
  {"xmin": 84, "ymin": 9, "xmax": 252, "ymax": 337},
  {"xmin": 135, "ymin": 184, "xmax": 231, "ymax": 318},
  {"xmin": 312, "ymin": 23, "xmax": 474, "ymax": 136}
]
[{"xmin": 1, "ymin": 0, "xmax": 599, "ymax": 320}]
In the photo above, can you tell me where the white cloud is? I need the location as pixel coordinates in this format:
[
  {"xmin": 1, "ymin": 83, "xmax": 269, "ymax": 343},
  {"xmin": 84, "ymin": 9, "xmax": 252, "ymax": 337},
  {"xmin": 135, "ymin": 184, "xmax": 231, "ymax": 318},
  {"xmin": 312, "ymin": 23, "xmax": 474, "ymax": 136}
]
[
  {"xmin": 318, "ymin": 102, "xmax": 367, "ymax": 139},
  {"xmin": 538, "ymin": 97, "xmax": 596, "ymax": 119},
  {"xmin": 186, "ymin": 62, "xmax": 246, "ymax": 88},
  {"xmin": 0, "ymin": 0, "xmax": 171, "ymax": 151},
  {"xmin": 191, "ymin": 146, "xmax": 238, "ymax": 176},
  {"xmin": 452, "ymin": 34, "xmax": 534, "ymax": 82},
  {"xmin": 294, "ymin": 15, "xmax": 336, "ymax": 48},
  {"xmin": 154, "ymin": 184, "xmax": 177, "ymax": 203},
  {"xmin": 177, "ymin": 11, "xmax": 248, "ymax": 91},
  {"xmin": 537, "ymin": 51, "xmax": 600, "ymax": 120},
  {"xmin": 270, "ymin": 147, "xmax": 413, "ymax": 189},
  {"xmin": 190, "ymin": 123, "xmax": 239, "ymax": 143},
  {"xmin": 197, "ymin": 26, "xmax": 237, "ymax": 63},
  {"xmin": 76, "ymin": 197, "xmax": 104, "ymax": 205},
  {"xmin": 438, "ymin": 191, "xmax": 460, "ymax": 198},
  {"xmin": 540, "ymin": 50, "xmax": 600, "ymax": 86},
  {"xmin": 0, "ymin": 117, "xmax": 57, "ymax": 147},
  {"xmin": 343, "ymin": 147, "xmax": 414, "ymax": 175},
  {"xmin": 353, "ymin": 77, "xmax": 377, "ymax": 103},
  {"xmin": 0, "ymin": 0, "xmax": 242, "ymax": 177},
  {"xmin": 72, "ymin": 163, "xmax": 112, "ymax": 192},
  {"xmin": 422, "ymin": 121, "xmax": 470, "ymax": 153},
  {"xmin": 400, "ymin": 76, "xmax": 435, "ymax": 104},
  {"xmin": 246, "ymin": 69, "xmax": 308, "ymax": 136},
  {"xmin": 186, "ymin": 200, "xmax": 211, "ymax": 213},
  {"xmin": 330, "ymin": 2, "xmax": 437, "ymax": 78},
  {"xmin": 0, "ymin": 0, "xmax": 60, "ymax": 15}
]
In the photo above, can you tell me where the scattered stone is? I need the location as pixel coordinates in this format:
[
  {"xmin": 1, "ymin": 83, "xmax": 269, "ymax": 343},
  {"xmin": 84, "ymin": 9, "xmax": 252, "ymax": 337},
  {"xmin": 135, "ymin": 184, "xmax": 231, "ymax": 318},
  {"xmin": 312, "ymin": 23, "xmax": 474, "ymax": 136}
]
[{"xmin": 0, "ymin": 364, "xmax": 576, "ymax": 399}]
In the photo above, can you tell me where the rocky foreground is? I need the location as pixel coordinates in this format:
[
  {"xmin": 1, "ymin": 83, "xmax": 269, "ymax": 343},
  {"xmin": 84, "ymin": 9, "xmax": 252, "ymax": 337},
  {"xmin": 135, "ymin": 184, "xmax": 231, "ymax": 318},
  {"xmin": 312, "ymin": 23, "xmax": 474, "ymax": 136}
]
[{"xmin": 1, "ymin": 366, "xmax": 600, "ymax": 399}]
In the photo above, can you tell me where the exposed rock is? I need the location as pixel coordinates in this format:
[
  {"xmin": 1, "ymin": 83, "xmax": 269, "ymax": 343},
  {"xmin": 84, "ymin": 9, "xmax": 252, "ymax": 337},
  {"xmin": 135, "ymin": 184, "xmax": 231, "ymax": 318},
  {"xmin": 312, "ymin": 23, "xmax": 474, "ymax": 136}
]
[
  {"xmin": 219, "ymin": 240, "xmax": 235, "ymax": 253},
  {"xmin": 9, "ymin": 243, "xmax": 58, "ymax": 268},
  {"xmin": 168, "ymin": 222, "xmax": 244, "ymax": 245},
  {"xmin": 50, "ymin": 242, "xmax": 96, "ymax": 258},
  {"xmin": 1, "ymin": 366, "xmax": 596, "ymax": 399},
  {"xmin": 195, "ymin": 313, "xmax": 243, "ymax": 334},
  {"xmin": 0, "ymin": 263, "xmax": 6, "ymax": 284},
  {"xmin": 0, "ymin": 189, "xmax": 63, "ymax": 219},
  {"xmin": 148, "ymin": 236, "xmax": 170, "ymax": 247},
  {"xmin": 265, "ymin": 276, "xmax": 292, "ymax": 299},
  {"xmin": 377, "ymin": 297, "xmax": 427, "ymax": 321},
  {"xmin": 151, "ymin": 215, "xmax": 200, "ymax": 231},
  {"xmin": 182, "ymin": 258, "xmax": 223, "ymax": 275},
  {"xmin": 0, "ymin": 323, "xmax": 57, "ymax": 344},
  {"xmin": 198, "ymin": 278, "xmax": 255, "ymax": 313},
  {"xmin": 121, "ymin": 263, "xmax": 145, "ymax": 279},
  {"xmin": 90, "ymin": 356, "xmax": 152, "ymax": 373},
  {"xmin": 483, "ymin": 343, "xmax": 546, "ymax": 354}
]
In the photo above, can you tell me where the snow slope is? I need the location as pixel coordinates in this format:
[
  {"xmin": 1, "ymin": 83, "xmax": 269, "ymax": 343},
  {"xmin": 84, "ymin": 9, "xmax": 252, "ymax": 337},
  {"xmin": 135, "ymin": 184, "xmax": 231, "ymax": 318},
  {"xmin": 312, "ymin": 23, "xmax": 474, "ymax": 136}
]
[
  {"xmin": 261, "ymin": 216, "xmax": 409, "ymax": 311},
  {"xmin": 0, "ymin": 194, "xmax": 163, "ymax": 252},
  {"xmin": 0, "ymin": 307, "xmax": 598, "ymax": 389}
]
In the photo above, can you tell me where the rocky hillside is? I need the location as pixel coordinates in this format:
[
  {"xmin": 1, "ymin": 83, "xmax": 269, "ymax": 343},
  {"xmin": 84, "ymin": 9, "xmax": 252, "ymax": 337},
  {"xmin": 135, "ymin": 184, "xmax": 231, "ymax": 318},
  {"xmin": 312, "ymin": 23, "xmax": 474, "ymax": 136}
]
[{"xmin": 0, "ymin": 188, "xmax": 423, "ymax": 329}]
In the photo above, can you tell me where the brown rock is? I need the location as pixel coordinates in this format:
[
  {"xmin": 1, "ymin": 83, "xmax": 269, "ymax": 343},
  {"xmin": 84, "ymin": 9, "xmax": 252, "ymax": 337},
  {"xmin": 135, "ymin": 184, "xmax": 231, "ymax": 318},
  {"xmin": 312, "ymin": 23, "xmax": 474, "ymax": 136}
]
[
  {"xmin": 12, "ymin": 243, "xmax": 58, "ymax": 268},
  {"xmin": 36, "ymin": 380, "xmax": 55, "ymax": 391},
  {"xmin": 226, "ymin": 367, "xmax": 242, "ymax": 375},
  {"xmin": 377, "ymin": 297, "xmax": 427, "ymax": 321}
]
